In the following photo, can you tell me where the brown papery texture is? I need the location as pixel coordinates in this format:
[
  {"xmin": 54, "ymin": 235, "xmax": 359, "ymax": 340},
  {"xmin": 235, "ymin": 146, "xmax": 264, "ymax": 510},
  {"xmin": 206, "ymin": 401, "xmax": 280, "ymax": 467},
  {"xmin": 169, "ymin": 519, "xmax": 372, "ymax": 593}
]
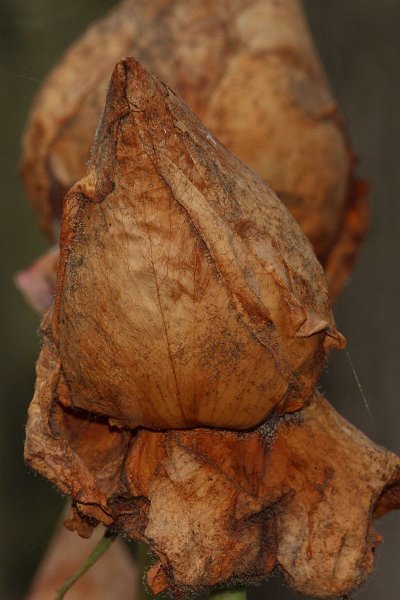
[
  {"xmin": 49, "ymin": 57, "xmax": 343, "ymax": 431},
  {"xmin": 25, "ymin": 336, "xmax": 400, "ymax": 597},
  {"xmin": 24, "ymin": 58, "xmax": 399, "ymax": 599},
  {"xmin": 20, "ymin": 0, "xmax": 368, "ymax": 298}
]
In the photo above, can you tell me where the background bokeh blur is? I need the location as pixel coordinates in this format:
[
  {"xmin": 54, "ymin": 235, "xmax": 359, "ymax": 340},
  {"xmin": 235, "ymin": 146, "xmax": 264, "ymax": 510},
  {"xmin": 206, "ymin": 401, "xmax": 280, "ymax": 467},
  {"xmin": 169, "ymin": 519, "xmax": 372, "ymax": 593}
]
[{"xmin": 1, "ymin": 1, "xmax": 399, "ymax": 598}]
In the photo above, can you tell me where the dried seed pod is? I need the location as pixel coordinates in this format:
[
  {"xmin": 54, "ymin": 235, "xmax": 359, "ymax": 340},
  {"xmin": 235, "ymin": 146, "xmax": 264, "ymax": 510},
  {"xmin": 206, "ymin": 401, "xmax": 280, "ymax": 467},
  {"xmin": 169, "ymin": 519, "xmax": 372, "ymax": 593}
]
[
  {"xmin": 25, "ymin": 341, "xmax": 400, "ymax": 597},
  {"xmin": 21, "ymin": 0, "xmax": 368, "ymax": 296},
  {"xmin": 50, "ymin": 57, "xmax": 343, "ymax": 430}
]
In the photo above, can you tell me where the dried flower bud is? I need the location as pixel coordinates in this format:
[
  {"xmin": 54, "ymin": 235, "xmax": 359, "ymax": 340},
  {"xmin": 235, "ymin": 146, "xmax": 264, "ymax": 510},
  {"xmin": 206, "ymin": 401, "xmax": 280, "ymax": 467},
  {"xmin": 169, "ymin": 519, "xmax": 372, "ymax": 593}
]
[
  {"xmin": 50, "ymin": 57, "xmax": 344, "ymax": 430},
  {"xmin": 20, "ymin": 0, "xmax": 368, "ymax": 297}
]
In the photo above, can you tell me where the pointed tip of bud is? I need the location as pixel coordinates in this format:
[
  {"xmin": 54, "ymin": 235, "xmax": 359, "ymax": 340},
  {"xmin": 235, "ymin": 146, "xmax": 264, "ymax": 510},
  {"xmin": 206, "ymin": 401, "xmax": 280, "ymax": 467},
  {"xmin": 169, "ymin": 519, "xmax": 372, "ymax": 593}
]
[
  {"xmin": 107, "ymin": 55, "xmax": 162, "ymax": 117},
  {"xmin": 100, "ymin": 56, "xmax": 149, "ymax": 133}
]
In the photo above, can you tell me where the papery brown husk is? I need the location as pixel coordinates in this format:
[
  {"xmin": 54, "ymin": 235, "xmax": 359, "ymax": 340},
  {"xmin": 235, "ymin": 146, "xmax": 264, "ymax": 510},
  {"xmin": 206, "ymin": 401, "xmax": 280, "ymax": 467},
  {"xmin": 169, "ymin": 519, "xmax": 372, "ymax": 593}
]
[
  {"xmin": 25, "ymin": 328, "xmax": 400, "ymax": 598},
  {"xmin": 20, "ymin": 0, "xmax": 368, "ymax": 298},
  {"xmin": 49, "ymin": 56, "xmax": 343, "ymax": 431}
]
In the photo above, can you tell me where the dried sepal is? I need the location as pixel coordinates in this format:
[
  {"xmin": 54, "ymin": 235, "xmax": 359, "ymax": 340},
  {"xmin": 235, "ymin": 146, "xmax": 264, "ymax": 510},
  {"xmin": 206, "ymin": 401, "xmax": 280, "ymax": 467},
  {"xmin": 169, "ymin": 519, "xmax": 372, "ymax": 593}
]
[
  {"xmin": 25, "ymin": 315, "xmax": 130, "ymax": 525},
  {"xmin": 25, "ymin": 345, "xmax": 400, "ymax": 598},
  {"xmin": 48, "ymin": 57, "xmax": 344, "ymax": 430},
  {"xmin": 20, "ymin": 0, "xmax": 368, "ymax": 297}
]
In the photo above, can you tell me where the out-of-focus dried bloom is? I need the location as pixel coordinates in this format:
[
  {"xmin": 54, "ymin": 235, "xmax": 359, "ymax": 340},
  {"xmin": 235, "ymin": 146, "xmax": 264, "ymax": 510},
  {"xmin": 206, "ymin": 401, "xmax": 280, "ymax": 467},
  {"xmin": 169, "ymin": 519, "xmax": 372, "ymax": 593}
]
[
  {"xmin": 14, "ymin": 245, "xmax": 58, "ymax": 313},
  {"xmin": 25, "ymin": 58, "xmax": 399, "ymax": 599},
  {"xmin": 26, "ymin": 516, "xmax": 136, "ymax": 600},
  {"xmin": 20, "ymin": 0, "xmax": 368, "ymax": 298},
  {"xmin": 51, "ymin": 57, "xmax": 343, "ymax": 430}
]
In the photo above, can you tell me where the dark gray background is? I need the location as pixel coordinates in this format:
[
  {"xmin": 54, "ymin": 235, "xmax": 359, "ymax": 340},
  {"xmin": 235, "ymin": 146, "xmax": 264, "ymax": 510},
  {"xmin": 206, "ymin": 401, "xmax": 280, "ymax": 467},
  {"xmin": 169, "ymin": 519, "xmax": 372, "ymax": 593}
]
[{"xmin": 0, "ymin": 1, "xmax": 399, "ymax": 598}]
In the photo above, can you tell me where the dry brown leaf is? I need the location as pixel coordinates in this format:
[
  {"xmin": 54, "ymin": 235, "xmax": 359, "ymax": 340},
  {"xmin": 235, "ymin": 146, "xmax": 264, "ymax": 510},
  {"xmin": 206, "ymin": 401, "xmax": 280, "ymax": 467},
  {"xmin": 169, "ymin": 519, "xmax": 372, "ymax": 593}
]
[{"xmin": 20, "ymin": 0, "xmax": 368, "ymax": 297}]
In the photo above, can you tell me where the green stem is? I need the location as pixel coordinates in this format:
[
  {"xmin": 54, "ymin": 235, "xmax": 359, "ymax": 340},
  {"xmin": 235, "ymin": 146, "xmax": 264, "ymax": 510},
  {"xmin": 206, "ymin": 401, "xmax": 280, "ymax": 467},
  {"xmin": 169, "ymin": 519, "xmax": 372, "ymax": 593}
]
[
  {"xmin": 209, "ymin": 587, "xmax": 247, "ymax": 600},
  {"xmin": 54, "ymin": 530, "xmax": 117, "ymax": 600},
  {"xmin": 137, "ymin": 542, "xmax": 151, "ymax": 600}
]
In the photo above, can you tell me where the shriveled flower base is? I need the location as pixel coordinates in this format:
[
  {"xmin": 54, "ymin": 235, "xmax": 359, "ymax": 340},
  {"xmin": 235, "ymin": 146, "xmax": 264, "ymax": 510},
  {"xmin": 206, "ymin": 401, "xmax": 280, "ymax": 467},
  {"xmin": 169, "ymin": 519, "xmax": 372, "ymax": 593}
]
[{"xmin": 26, "ymin": 329, "xmax": 400, "ymax": 598}]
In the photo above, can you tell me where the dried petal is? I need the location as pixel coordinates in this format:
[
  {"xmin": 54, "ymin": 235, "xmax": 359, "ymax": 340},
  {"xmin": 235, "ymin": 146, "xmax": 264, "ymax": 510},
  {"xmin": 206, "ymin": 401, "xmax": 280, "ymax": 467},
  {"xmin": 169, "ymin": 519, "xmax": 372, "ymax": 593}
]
[
  {"xmin": 131, "ymin": 395, "xmax": 400, "ymax": 597},
  {"xmin": 20, "ymin": 0, "xmax": 368, "ymax": 296},
  {"xmin": 25, "ymin": 354, "xmax": 400, "ymax": 598}
]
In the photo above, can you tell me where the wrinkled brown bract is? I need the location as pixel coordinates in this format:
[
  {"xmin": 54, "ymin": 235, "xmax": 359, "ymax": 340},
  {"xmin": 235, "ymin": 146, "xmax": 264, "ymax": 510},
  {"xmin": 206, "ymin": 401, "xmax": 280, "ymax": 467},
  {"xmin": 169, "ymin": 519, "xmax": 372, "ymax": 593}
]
[
  {"xmin": 24, "ymin": 57, "xmax": 400, "ymax": 599},
  {"xmin": 20, "ymin": 0, "xmax": 368, "ymax": 298},
  {"xmin": 51, "ymin": 57, "xmax": 343, "ymax": 430},
  {"xmin": 25, "ymin": 330, "xmax": 400, "ymax": 598}
]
